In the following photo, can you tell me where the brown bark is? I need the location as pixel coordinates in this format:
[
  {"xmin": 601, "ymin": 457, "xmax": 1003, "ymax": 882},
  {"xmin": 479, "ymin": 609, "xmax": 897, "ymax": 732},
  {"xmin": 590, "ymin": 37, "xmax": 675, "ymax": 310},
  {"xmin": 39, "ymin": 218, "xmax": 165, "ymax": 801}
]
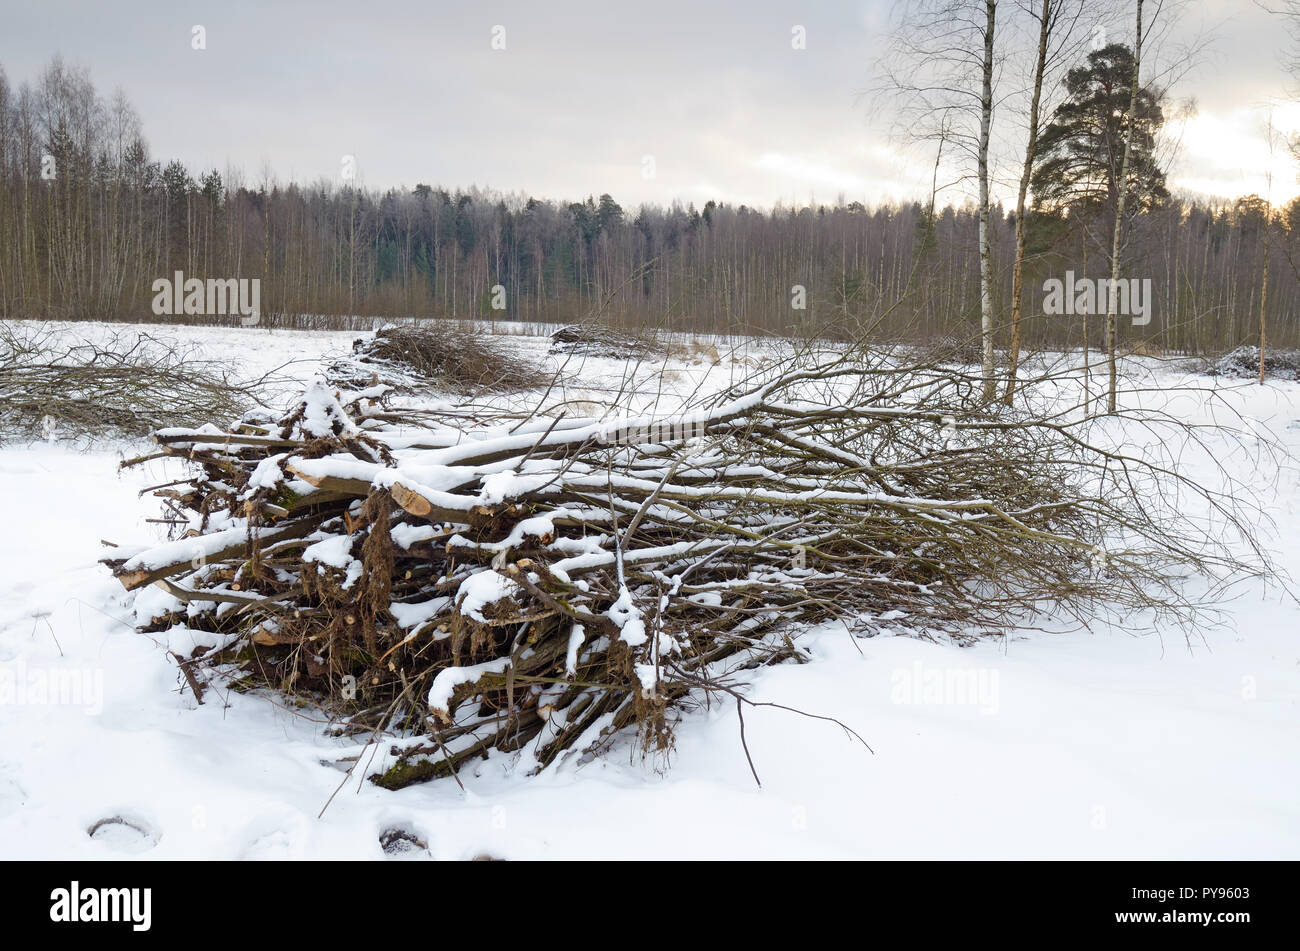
[{"xmin": 1004, "ymin": 0, "xmax": 1053, "ymax": 406}]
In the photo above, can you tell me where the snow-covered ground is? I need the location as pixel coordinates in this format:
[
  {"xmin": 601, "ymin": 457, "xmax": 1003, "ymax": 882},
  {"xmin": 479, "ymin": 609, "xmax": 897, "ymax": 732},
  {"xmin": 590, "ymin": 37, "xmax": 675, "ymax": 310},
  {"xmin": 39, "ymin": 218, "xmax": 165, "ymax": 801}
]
[{"xmin": 1, "ymin": 322, "xmax": 1297, "ymax": 859}]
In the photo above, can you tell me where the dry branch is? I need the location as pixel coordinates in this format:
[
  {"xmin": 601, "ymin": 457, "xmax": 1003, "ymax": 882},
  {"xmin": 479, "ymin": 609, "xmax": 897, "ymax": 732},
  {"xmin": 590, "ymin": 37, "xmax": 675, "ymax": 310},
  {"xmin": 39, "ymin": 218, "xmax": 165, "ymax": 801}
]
[{"xmin": 0, "ymin": 321, "xmax": 262, "ymax": 441}]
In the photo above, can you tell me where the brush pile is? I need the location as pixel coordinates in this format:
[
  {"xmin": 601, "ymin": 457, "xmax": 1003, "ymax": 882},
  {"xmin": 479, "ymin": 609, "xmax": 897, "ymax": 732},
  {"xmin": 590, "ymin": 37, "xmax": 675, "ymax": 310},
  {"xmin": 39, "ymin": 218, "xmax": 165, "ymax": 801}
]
[
  {"xmin": 106, "ymin": 352, "xmax": 1242, "ymax": 788},
  {"xmin": 912, "ymin": 332, "xmax": 987, "ymax": 366},
  {"xmin": 549, "ymin": 322, "xmax": 662, "ymax": 359},
  {"xmin": 325, "ymin": 323, "xmax": 549, "ymax": 394},
  {"xmin": 0, "ymin": 321, "xmax": 255, "ymax": 442},
  {"xmin": 1207, "ymin": 345, "xmax": 1300, "ymax": 381}
]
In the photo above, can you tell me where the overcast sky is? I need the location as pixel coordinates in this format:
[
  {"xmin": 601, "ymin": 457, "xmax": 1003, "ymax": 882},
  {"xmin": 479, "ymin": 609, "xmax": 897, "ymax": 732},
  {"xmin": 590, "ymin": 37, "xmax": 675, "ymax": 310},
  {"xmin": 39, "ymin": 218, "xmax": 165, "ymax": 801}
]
[{"xmin": 2, "ymin": 0, "xmax": 1297, "ymax": 209}]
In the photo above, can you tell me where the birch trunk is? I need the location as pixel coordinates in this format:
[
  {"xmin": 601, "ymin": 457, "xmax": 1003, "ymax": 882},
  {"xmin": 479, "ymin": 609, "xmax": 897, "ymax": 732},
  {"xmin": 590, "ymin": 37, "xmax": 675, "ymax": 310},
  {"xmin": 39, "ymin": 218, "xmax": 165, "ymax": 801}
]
[
  {"xmin": 1108, "ymin": 0, "xmax": 1143, "ymax": 415},
  {"xmin": 1004, "ymin": 0, "xmax": 1052, "ymax": 406},
  {"xmin": 979, "ymin": 0, "xmax": 998, "ymax": 402}
]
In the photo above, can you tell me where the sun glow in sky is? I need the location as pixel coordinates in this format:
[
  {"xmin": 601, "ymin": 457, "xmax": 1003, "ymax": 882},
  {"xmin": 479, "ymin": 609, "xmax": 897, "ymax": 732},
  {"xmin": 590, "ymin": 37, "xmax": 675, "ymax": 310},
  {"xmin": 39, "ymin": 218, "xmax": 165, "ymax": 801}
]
[{"xmin": 1169, "ymin": 101, "xmax": 1300, "ymax": 206}]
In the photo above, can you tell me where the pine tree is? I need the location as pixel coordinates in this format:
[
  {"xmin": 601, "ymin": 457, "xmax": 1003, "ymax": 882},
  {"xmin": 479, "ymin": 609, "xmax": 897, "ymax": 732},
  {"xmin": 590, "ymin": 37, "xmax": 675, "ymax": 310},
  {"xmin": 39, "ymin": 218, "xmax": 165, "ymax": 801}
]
[{"xmin": 1030, "ymin": 43, "xmax": 1167, "ymax": 222}]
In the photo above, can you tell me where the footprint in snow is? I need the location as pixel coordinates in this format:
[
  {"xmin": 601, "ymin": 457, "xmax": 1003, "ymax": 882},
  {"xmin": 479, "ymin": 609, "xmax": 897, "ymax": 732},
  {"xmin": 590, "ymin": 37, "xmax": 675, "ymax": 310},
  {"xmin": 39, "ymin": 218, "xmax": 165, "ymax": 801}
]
[
  {"xmin": 87, "ymin": 815, "xmax": 159, "ymax": 854},
  {"xmin": 379, "ymin": 826, "xmax": 430, "ymax": 859},
  {"xmin": 236, "ymin": 812, "xmax": 311, "ymax": 859},
  {"xmin": 237, "ymin": 828, "xmax": 295, "ymax": 859}
]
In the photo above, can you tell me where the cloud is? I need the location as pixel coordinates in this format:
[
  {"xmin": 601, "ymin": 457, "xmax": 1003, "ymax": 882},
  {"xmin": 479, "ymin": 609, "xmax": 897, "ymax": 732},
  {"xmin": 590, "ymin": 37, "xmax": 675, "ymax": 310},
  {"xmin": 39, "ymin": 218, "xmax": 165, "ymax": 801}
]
[
  {"xmin": 754, "ymin": 153, "xmax": 867, "ymax": 192},
  {"xmin": 0, "ymin": 0, "xmax": 1295, "ymax": 208}
]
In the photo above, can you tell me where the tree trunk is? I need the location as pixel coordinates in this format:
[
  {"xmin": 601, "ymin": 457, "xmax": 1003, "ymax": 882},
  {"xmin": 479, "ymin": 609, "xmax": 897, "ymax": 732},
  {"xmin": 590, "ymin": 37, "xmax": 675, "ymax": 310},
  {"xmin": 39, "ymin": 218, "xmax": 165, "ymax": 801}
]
[
  {"xmin": 1082, "ymin": 232, "xmax": 1090, "ymax": 408},
  {"xmin": 1260, "ymin": 211, "xmax": 1270, "ymax": 385},
  {"xmin": 1004, "ymin": 0, "xmax": 1052, "ymax": 406},
  {"xmin": 979, "ymin": 0, "xmax": 998, "ymax": 402},
  {"xmin": 1107, "ymin": 0, "xmax": 1144, "ymax": 415}
]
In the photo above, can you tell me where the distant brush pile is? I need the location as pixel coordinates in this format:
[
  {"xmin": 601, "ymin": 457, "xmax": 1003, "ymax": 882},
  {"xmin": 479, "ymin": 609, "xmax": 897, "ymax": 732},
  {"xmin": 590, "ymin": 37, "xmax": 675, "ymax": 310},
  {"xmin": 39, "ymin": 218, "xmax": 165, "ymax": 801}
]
[
  {"xmin": 106, "ymin": 351, "xmax": 1251, "ymax": 788},
  {"xmin": 0, "ymin": 321, "xmax": 255, "ymax": 442},
  {"xmin": 549, "ymin": 322, "xmax": 663, "ymax": 359},
  {"xmin": 325, "ymin": 323, "xmax": 550, "ymax": 394},
  {"xmin": 1208, "ymin": 345, "xmax": 1300, "ymax": 381}
]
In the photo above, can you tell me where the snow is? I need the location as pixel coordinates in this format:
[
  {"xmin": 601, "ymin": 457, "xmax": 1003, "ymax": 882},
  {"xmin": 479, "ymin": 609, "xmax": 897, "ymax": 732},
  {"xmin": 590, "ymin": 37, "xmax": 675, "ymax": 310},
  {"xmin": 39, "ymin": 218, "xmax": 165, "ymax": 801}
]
[
  {"xmin": 477, "ymin": 470, "xmax": 523, "ymax": 506},
  {"xmin": 301, "ymin": 533, "xmax": 357, "ymax": 570},
  {"xmin": 388, "ymin": 597, "xmax": 450, "ymax": 631},
  {"xmin": 298, "ymin": 381, "xmax": 361, "ymax": 439},
  {"xmin": 455, "ymin": 571, "xmax": 522, "ymax": 624},
  {"xmin": 0, "ymin": 323, "xmax": 1297, "ymax": 859},
  {"xmin": 119, "ymin": 522, "xmax": 258, "ymax": 573},
  {"xmin": 565, "ymin": 623, "xmax": 586, "ymax": 677},
  {"xmin": 245, "ymin": 454, "xmax": 287, "ymax": 492},
  {"xmin": 447, "ymin": 514, "xmax": 557, "ymax": 555},
  {"xmin": 605, "ymin": 586, "xmax": 647, "ymax": 647},
  {"xmin": 390, "ymin": 523, "xmax": 440, "ymax": 549},
  {"xmin": 301, "ymin": 533, "xmax": 363, "ymax": 589},
  {"xmin": 634, "ymin": 663, "xmax": 660, "ymax": 696},
  {"xmin": 427, "ymin": 658, "xmax": 512, "ymax": 717}
]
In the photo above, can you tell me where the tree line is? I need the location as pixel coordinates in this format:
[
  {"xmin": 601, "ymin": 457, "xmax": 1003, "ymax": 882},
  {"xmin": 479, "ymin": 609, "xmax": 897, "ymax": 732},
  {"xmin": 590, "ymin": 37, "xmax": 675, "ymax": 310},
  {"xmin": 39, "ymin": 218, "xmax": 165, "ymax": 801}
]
[{"xmin": 2, "ymin": 54, "xmax": 1298, "ymax": 355}]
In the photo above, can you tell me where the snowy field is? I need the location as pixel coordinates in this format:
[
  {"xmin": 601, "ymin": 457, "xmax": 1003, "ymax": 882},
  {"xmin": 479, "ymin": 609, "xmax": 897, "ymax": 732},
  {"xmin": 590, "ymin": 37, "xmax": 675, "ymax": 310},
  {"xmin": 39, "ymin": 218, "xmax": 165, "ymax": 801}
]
[{"xmin": 1, "ymin": 321, "xmax": 1298, "ymax": 860}]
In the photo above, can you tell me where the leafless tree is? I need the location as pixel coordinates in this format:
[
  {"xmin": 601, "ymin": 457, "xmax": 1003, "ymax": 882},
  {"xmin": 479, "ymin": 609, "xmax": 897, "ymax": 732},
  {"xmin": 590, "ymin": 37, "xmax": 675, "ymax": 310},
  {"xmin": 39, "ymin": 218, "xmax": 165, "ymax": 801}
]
[
  {"xmin": 1105, "ymin": 0, "xmax": 1145, "ymax": 414},
  {"xmin": 876, "ymin": 0, "xmax": 1008, "ymax": 397},
  {"xmin": 1003, "ymin": 0, "xmax": 1093, "ymax": 405}
]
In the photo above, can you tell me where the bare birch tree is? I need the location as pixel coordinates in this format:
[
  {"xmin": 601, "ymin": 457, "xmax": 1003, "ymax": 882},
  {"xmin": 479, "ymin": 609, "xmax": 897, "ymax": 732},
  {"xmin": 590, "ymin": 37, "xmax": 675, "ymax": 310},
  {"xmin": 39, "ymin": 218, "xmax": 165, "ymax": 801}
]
[
  {"xmin": 1106, "ymin": 0, "xmax": 1143, "ymax": 414},
  {"xmin": 1261, "ymin": 113, "xmax": 1278, "ymax": 385},
  {"xmin": 1003, "ymin": 0, "xmax": 1091, "ymax": 405},
  {"xmin": 877, "ymin": 0, "xmax": 1005, "ymax": 396},
  {"xmin": 977, "ymin": 0, "xmax": 999, "ymax": 400}
]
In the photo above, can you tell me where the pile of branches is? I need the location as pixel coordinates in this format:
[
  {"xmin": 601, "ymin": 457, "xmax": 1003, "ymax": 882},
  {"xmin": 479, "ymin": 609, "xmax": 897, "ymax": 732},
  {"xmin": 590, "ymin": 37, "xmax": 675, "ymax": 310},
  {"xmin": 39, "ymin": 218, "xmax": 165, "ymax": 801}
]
[
  {"xmin": 106, "ymin": 351, "xmax": 1255, "ymax": 789},
  {"xmin": 911, "ymin": 332, "xmax": 987, "ymax": 367},
  {"xmin": 325, "ymin": 323, "xmax": 550, "ymax": 394},
  {"xmin": 549, "ymin": 321, "xmax": 662, "ymax": 359},
  {"xmin": 1207, "ymin": 345, "xmax": 1300, "ymax": 381},
  {"xmin": 0, "ymin": 321, "xmax": 257, "ymax": 442}
]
